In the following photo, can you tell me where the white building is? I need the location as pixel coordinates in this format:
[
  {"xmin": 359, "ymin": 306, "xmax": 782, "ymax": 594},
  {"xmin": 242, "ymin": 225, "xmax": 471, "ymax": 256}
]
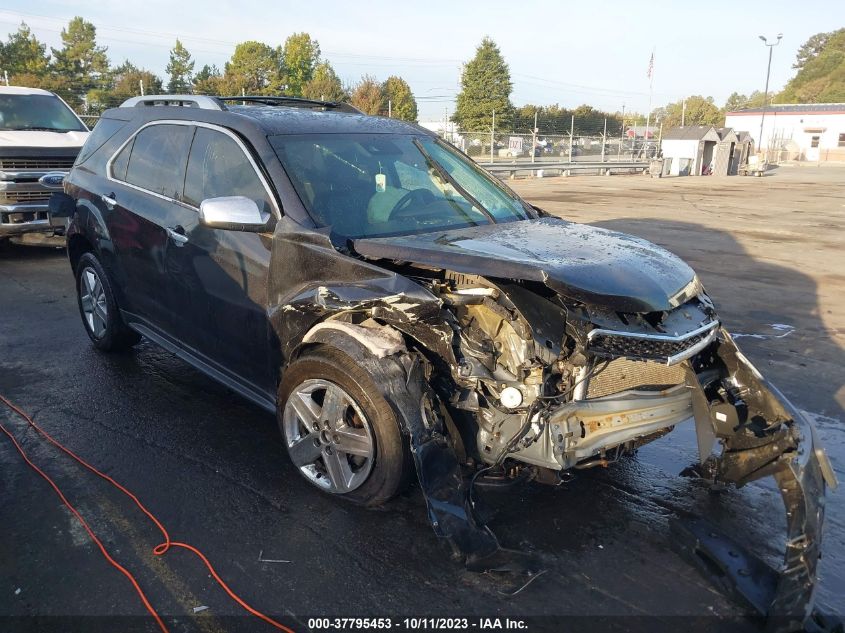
[{"xmin": 725, "ymin": 104, "xmax": 845, "ymax": 161}]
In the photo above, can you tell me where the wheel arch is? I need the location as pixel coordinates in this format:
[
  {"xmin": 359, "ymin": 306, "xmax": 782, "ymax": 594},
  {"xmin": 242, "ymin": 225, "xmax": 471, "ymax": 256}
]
[{"xmin": 67, "ymin": 233, "xmax": 95, "ymax": 273}]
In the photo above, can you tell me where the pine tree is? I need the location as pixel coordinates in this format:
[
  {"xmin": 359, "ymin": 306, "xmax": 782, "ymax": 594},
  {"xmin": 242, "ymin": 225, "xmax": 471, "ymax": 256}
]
[
  {"xmin": 302, "ymin": 61, "xmax": 347, "ymax": 102},
  {"xmin": 50, "ymin": 17, "xmax": 110, "ymax": 107},
  {"xmin": 192, "ymin": 64, "xmax": 223, "ymax": 95},
  {"xmin": 0, "ymin": 22, "xmax": 49, "ymax": 78},
  {"xmin": 166, "ymin": 39, "xmax": 195, "ymax": 94},
  {"xmin": 382, "ymin": 76, "xmax": 417, "ymax": 122},
  {"xmin": 453, "ymin": 37, "xmax": 513, "ymax": 132}
]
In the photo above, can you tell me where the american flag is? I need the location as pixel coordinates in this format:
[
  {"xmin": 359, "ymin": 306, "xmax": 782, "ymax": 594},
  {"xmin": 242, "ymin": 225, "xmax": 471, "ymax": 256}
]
[{"xmin": 647, "ymin": 52, "xmax": 654, "ymax": 79}]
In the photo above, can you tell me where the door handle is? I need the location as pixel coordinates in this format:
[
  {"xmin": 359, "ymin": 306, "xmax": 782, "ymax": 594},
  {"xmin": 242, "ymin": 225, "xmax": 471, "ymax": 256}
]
[
  {"xmin": 101, "ymin": 193, "xmax": 117, "ymax": 209},
  {"xmin": 166, "ymin": 226, "xmax": 189, "ymax": 246}
]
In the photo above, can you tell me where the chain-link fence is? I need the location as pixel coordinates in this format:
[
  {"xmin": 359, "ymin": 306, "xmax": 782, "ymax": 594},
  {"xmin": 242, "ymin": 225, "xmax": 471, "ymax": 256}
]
[{"xmin": 448, "ymin": 131, "xmax": 657, "ymax": 163}]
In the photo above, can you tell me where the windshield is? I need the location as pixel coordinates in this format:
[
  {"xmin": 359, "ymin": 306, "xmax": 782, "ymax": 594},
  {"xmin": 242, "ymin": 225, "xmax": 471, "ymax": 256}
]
[
  {"xmin": 271, "ymin": 133, "xmax": 533, "ymax": 238},
  {"xmin": 0, "ymin": 94, "xmax": 87, "ymax": 132}
]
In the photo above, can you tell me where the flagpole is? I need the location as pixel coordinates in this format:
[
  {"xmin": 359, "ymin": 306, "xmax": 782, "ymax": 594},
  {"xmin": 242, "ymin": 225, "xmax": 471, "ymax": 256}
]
[{"xmin": 644, "ymin": 49, "xmax": 654, "ymax": 156}]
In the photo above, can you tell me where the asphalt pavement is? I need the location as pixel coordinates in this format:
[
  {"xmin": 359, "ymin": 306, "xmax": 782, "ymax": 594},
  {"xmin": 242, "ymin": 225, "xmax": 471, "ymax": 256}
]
[{"xmin": 1, "ymin": 165, "xmax": 842, "ymax": 633}]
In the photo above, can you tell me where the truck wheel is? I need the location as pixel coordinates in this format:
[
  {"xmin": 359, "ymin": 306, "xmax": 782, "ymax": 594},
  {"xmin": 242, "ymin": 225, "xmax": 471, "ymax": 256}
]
[
  {"xmin": 75, "ymin": 252, "xmax": 141, "ymax": 351},
  {"xmin": 278, "ymin": 346, "xmax": 410, "ymax": 506}
]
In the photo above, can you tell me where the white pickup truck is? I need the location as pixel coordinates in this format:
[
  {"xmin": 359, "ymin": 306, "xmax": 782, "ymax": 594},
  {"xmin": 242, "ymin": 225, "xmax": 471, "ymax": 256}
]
[{"xmin": 0, "ymin": 86, "xmax": 89, "ymax": 243}]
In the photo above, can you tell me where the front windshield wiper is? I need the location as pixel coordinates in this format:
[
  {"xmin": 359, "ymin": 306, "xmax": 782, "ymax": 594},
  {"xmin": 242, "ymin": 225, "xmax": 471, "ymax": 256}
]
[
  {"xmin": 5, "ymin": 126, "xmax": 72, "ymax": 132},
  {"xmin": 412, "ymin": 138, "xmax": 498, "ymax": 225}
]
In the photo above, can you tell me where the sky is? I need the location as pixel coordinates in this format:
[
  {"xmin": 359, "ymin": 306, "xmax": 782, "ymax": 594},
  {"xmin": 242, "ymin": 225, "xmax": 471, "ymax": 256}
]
[{"xmin": 3, "ymin": 0, "xmax": 844, "ymax": 122}]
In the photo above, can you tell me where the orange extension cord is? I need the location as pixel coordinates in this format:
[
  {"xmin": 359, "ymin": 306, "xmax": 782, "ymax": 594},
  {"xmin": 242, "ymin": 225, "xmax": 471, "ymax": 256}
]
[{"xmin": 0, "ymin": 394, "xmax": 294, "ymax": 633}]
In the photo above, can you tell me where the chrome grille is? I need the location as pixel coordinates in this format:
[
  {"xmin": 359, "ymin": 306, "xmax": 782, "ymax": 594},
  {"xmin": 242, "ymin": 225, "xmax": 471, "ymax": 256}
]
[
  {"xmin": 0, "ymin": 191, "xmax": 52, "ymax": 203},
  {"xmin": 0, "ymin": 158, "xmax": 75, "ymax": 170},
  {"xmin": 587, "ymin": 321, "xmax": 719, "ymax": 365},
  {"xmin": 588, "ymin": 358, "xmax": 687, "ymax": 399}
]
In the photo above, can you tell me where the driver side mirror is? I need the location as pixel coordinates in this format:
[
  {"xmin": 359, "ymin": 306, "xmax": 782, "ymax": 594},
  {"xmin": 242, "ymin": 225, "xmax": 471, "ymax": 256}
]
[{"xmin": 198, "ymin": 196, "xmax": 270, "ymax": 232}]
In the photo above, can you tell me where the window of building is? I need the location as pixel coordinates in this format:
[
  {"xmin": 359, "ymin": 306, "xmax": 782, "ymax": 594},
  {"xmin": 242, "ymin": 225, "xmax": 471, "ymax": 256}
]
[
  {"xmin": 810, "ymin": 136, "xmax": 820, "ymax": 148},
  {"xmin": 838, "ymin": 133, "xmax": 845, "ymax": 147}
]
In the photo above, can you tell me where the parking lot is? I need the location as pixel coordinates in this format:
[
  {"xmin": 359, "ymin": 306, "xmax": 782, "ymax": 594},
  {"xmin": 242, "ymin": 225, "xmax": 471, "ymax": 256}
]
[{"xmin": 1, "ymin": 165, "xmax": 843, "ymax": 632}]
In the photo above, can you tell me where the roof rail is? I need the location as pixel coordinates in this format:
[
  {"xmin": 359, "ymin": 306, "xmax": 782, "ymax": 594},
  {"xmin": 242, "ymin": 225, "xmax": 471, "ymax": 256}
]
[
  {"xmin": 119, "ymin": 95, "xmax": 225, "ymax": 110},
  {"xmin": 218, "ymin": 95, "xmax": 362, "ymax": 114}
]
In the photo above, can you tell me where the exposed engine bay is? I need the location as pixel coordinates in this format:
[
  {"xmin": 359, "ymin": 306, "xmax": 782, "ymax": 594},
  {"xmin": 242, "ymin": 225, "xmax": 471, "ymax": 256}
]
[{"xmin": 429, "ymin": 271, "xmax": 714, "ymax": 476}]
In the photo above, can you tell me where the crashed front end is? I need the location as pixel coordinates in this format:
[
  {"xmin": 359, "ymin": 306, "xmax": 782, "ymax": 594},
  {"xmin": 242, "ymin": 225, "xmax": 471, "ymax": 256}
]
[
  {"xmin": 271, "ymin": 214, "xmax": 835, "ymax": 629},
  {"xmin": 424, "ymin": 271, "xmax": 835, "ymax": 629}
]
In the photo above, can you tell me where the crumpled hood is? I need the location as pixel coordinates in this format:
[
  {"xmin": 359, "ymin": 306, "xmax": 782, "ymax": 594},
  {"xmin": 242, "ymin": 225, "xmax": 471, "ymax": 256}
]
[
  {"xmin": 353, "ymin": 218, "xmax": 697, "ymax": 313},
  {"xmin": 0, "ymin": 130, "xmax": 88, "ymax": 148}
]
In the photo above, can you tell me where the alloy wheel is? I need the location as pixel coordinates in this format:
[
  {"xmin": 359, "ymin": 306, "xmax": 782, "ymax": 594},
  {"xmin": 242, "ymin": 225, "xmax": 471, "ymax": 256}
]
[
  {"xmin": 282, "ymin": 378, "xmax": 375, "ymax": 494},
  {"xmin": 79, "ymin": 267, "xmax": 108, "ymax": 339}
]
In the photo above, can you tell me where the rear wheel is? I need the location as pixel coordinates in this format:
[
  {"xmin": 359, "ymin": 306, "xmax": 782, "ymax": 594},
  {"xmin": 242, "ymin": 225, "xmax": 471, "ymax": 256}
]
[
  {"xmin": 278, "ymin": 346, "xmax": 410, "ymax": 506},
  {"xmin": 75, "ymin": 252, "xmax": 141, "ymax": 351}
]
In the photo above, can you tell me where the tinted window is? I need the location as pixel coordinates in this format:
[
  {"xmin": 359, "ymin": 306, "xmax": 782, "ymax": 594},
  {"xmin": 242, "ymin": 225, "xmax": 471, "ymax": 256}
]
[
  {"xmin": 76, "ymin": 118, "xmax": 124, "ymax": 165},
  {"xmin": 271, "ymin": 134, "xmax": 530, "ymax": 238},
  {"xmin": 183, "ymin": 127, "xmax": 272, "ymax": 213},
  {"xmin": 124, "ymin": 124, "xmax": 191, "ymax": 199},
  {"xmin": 110, "ymin": 137, "xmax": 133, "ymax": 181}
]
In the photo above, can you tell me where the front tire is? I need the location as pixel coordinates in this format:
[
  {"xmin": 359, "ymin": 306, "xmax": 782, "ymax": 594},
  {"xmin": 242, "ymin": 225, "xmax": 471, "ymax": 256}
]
[
  {"xmin": 75, "ymin": 252, "xmax": 141, "ymax": 351},
  {"xmin": 278, "ymin": 346, "xmax": 410, "ymax": 506}
]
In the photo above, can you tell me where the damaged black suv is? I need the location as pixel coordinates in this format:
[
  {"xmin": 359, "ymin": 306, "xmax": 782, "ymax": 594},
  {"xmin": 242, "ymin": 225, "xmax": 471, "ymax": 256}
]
[{"xmin": 55, "ymin": 94, "xmax": 835, "ymax": 627}]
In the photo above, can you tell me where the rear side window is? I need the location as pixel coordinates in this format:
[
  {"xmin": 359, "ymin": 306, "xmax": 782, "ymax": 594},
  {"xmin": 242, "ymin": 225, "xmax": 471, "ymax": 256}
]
[
  {"xmin": 123, "ymin": 124, "xmax": 192, "ymax": 199},
  {"xmin": 76, "ymin": 118, "xmax": 125, "ymax": 165},
  {"xmin": 110, "ymin": 138, "xmax": 133, "ymax": 181},
  {"xmin": 183, "ymin": 127, "xmax": 272, "ymax": 213}
]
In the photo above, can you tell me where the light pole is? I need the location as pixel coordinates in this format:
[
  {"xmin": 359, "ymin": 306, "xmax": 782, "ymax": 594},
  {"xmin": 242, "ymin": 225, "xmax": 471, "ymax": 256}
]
[{"xmin": 758, "ymin": 33, "xmax": 782, "ymax": 158}]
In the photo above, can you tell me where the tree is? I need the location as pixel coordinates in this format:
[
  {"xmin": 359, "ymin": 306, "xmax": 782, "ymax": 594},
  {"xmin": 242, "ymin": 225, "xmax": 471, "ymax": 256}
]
[
  {"xmin": 193, "ymin": 64, "xmax": 223, "ymax": 95},
  {"xmin": 302, "ymin": 61, "xmax": 347, "ymax": 102},
  {"xmin": 793, "ymin": 31, "xmax": 835, "ymax": 70},
  {"xmin": 724, "ymin": 91, "xmax": 771, "ymax": 111},
  {"xmin": 166, "ymin": 39, "xmax": 194, "ymax": 94},
  {"xmin": 283, "ymin": 32, "xmax": 320, "ymax": 96},
  {"xmin": 50, "ymin": 17, "xmax": 110, "ymax": 107},
  {"xmin": 779, "ymin": 29, "xmax": 845, "ymax": 103},
  {"xmin": 87, "ymin": 61, "xmax": 162, "ymax": 112},
  {"xmin": 0, "ymin": 22, "xmax": 49, "ymax": 78},
  {"xmin": 382, "ymin": 76, "xmax": 417, "ymax": 121},
  {"xmin": 349, "ymin": 75, "xmax": 385, "ymax": 115},
  {"xmin": 657, "ymin": 95, "xmax": 722, "ymax": 128},
  {"xmin": 221, "ymin": 41, "xmax": 284, "ymax": 95},
  {"xmin": 452, "ymin": 37, "xmax": 513, "ymax": 131}
]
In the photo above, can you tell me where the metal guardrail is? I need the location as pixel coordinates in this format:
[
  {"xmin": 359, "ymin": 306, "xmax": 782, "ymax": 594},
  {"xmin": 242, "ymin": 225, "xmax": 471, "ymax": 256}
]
[{"xmin": 478, "ymin": 160, "xmax": 650, "ymax": 177}]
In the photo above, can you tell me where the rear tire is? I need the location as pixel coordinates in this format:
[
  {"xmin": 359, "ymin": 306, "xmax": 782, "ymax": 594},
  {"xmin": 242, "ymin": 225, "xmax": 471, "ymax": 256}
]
[
  {"xmin": 75, "ymin": 252, "xmax": 141, "ymax": 351},
  {"xmin": 278, "ymin": 346, "xmax": 411, "ymax": 506}
]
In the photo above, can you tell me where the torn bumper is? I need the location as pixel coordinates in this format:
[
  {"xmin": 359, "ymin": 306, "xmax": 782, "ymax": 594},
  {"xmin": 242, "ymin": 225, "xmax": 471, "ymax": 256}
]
[{"xmin": 687, "ymin": 331, "xmax": 837, "ymax": 630}]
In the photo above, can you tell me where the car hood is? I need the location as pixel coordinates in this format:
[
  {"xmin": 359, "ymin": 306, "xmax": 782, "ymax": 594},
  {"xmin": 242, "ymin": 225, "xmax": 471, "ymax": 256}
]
[
  {"xmin": 0, "ymin": 130, "xmax": 88, "ymax": 148},
  {"xmin": 353, "ymin": 218, "xmax": 697, "ymax": 313}
]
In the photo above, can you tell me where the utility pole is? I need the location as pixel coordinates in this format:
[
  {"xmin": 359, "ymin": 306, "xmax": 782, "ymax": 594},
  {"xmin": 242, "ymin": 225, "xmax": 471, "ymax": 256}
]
[
  {"xmin": 388, "ymin": 99, "xmax": 392, "ymax": 117},
  {"xmin": 532, "ymin": 110, "xmax": 538, "ymax": 165},
  {"xmin": 3, "ymin": 71, "xmax": 8, "ymax": 86},
  {"xmin": 601, "ymin": 118, "xmax": 607, "ymax": 162},
  {"xmin": 681, "ymin": 100, "xmax": 686, "ymax": 127},
  {"xmin": 490, "ymin": 109, "xmax": 495, "ymax": 163},
  {"xmin": 619, "ymin": 103, "xmax": 625, "ymax": 160},
  {"xmin": 758, "ymin": 33, "xmax": 783, "ymax": 158},
  {"xmin": 568, "ymin": 115, "xmax": 574, "ymax": 163},
  {"xmin": 139, "ymin": 79, "xmax": 145, "ymax": 96}
]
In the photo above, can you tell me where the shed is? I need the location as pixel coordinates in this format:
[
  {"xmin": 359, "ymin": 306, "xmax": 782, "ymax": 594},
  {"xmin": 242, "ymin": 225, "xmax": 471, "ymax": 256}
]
[
  {"xmin": 734, "ymin": 131, "xmax": 754, "ymax": 172},
  {"xmin": 660, "ymin": 126, "xmax": 721, "ymax": 176},
  {"xmin": 713, "ymin": 128, "xmax": 739, "ymax": 176}
]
